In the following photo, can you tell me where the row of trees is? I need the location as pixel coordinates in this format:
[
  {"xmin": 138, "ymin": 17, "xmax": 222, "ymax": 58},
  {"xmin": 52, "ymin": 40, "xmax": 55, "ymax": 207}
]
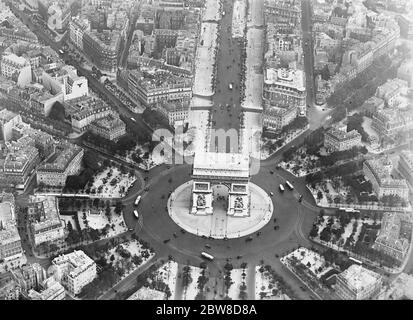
[
  {"xmin": 142, "ymin": 108, "xmax": 173, "ymax": 131},
  {"xmin": 305, "ymin": 160, "xmax": 363, "ymax": 185},
  {"xmin": 319, "ymin": 146, "xmax": 368, "ymax": 167},
  {"xmin": 328, "ymin": 54, "xmax": 398, "ymax": 123},
  {"xmin": 281, "ymin": 116, "xmax": 309, "ymax": 135},
  {"xmin": 194, "ymin": 263, "xmax": 209, "ymax": 300},
  {"xmin": 347, "ymin": 113, "xmax": 369, "ymax": 142}
]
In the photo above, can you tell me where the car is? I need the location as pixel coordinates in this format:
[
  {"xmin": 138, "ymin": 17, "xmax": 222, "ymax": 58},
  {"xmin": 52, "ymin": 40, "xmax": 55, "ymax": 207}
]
[
  {"xmin": 299, "ymin": 195, "xmax": 303, "ymax": 202},
  {"xmin": 270, "ymin": 171, "xmax": 274, "ymax": 174},
  {"xmin": 270, "ymin": 192, "xmax": 274, "ymax": 196},
  {"xmin": 128, "ymin": 228, "xmax": 134, "ymax": 231},
  {"xmin": 163, "ymin": 239, "xmax": 171, "ymax": 244},
  {"xmin": 205, "ymin": 244, "xmax": 211, "ymax": 249},
  {"xmin": 274, "ymin": 226, "xmax": 279, "ymax": 230},
  {"xmin": 245, "ymin": 236, "xmax": 253, "ymax": 242}
]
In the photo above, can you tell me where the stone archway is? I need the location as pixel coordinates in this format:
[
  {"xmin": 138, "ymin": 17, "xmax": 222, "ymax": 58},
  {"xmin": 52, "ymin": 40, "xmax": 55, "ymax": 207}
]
[
  {"xmin": 212, "ymin": 182, "xmax": 231, "ymax": 206},
  {"xmin": 168, "ymin": 180, "xmax": 273, "ymax": 239}
]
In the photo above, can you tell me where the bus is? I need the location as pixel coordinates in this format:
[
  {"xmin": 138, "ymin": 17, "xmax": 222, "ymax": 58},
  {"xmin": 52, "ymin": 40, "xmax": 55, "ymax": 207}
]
[
  {"xmin": 285, "ymin": 181, "xmax": 294, "ymax": 190},
  {"xmin": 279, "ymin": 184, "xmax": 285, "ymax": 192},
  {"xmin": 134, "ymin": 195, "xmax": 141, "ymax": 206},
  {"xmin": 133, "ymin": 210, "xmax": 139, "ymax": 219},
  {"xmin": 349, "ymin": 257, "xmax": 362, "ymax": 265},
  {"xmin": 201, "ymin": 252, "xmax": 214, "ymax": 261},
  {"xmin": 339, "ymin": 208, "xmax": 360, "ymax": 214}
]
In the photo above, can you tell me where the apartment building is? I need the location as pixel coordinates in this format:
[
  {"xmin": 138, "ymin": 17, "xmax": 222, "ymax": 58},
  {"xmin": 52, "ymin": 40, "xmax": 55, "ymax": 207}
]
[
  {"xmin": 264, "ymin": 0, "xmax": 301, "ymax": 25},
  {"xmin": 127, "ymin": 68, "xmax": 192, "ymax": 107},
  {"xmin": 69, "ymin": 17, "xmax": 91, "ymax": 50},
  {"xmin": 324, "ymin": 125, "xmax": 362, "ymax": 152},
  {"xmin": 335, "ymin": 264, "xmax": 382, "ymax": 300},
  {"xmin": 65, "ymin": 96, "xmax": 112, "ymax": 133},
  {"xmin": 263, "ymin": 68, "xmax": 306, "ymax": 112},
  {"xmin": 28, "ymin": 195, "xmax": 65, "ymax": 246},
  {"xmin": 375, "ymin": 78, "xmax": 408, "ymax": 108},
  {"xmin": 89, "ymin": 113, "xmax": 126, "ymax": 141},
  {"xmin": 0, "ymin": 137, "xmax": 40, "ymax": 189},
  {"xmin": 0, "ymin": 192, "xmax": 23, "ymax": 264},
  {"xmin": 157, "ymin": 99, "xmax": 190, "ymax": 128},
  {"xmin": 0, "ymin": 53, "xmax": 32, "ymax": 86},
  {"xmin": 372, "ymin": 107, "xmax": 413, "ymax": 139},
  {"xmin": 28, "ymin": 277, "xmax": 65, "ymax": 300},
  {"xmin": 83, "ymin": 30, "xmax": 122, "ymax": 72},
  {"xmin": 363, "ymin": 156, "xmax": 409, "ymax": 200},
  {"xmin": 374, "ymin": 211, "xmax": 412, "ymax": 262},
  {"xmin": 0, "ymin": 109, "xmax": 22, "ymax": 141},
  {"xmin": 263, "ymin": 105, "xmax": 297, "ymax": 130},
  {"xmin": 52, "ymin": 250, "xmax": 97, "ymax": 295},
  {"xmin": 36, "ymin": 143, "xmax": 83, "ymax": 187}
]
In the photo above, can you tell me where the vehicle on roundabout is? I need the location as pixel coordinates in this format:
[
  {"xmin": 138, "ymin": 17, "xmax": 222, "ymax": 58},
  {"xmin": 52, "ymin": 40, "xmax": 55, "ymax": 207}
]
[
  {"xmin": 134, "ymin": 195, "xmax": 141, "ymax": 206},
  {"xmin": 201, "ymin": 252, "xmax": 214, "ymax": 261}
]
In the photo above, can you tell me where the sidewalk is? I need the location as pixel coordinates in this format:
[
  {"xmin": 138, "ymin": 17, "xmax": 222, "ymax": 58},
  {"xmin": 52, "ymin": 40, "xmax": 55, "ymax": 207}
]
[{"xmin": 261, "ymin": 125, "xmax": 310, "ymax": 160}]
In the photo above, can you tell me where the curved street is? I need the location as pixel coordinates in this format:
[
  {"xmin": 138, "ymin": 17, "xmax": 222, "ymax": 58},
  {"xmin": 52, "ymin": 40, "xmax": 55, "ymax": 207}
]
[{"xmin": 121, "ymin": 161, "xmax": 323, "ymax": 291}]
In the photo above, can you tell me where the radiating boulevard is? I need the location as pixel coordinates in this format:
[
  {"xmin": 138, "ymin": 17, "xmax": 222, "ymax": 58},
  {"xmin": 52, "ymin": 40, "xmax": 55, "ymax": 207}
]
[
  {"xmin": 118, "ymin": 0, "xmax": 323, "ymax": 300},
  {"xmin": 210, "ymin": 0, "xmax": 244, "ymax": 152}
]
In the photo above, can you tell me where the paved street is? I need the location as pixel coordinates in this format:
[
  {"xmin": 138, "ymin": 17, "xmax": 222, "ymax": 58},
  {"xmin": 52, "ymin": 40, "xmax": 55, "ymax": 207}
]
[
  {"xmin": 301, "ymin": 0, "xmax": 315, "ymax": 106},
  {"xmin": 210, "ymin": 0, "xmax": 244, "ymax": 151},
  {"xmin": 121, "ymin": 161, "xmax": 323, "ymax": 299}
]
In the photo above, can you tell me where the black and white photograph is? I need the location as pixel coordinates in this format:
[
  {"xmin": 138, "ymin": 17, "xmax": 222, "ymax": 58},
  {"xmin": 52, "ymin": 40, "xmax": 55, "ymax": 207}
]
[{"xmin": 0, "ymin": 0, "xmax": 413, "ymax": 311}]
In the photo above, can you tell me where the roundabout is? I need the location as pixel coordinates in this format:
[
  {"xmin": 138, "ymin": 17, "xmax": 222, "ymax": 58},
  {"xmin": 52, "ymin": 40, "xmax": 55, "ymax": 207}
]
[
  {"xmin": 122, "ymin": 163, "xmax": 322, "ymax": 267},
  {"xmin": 167, "ymin": 180, "xmax": 273, "ymax": 239}
]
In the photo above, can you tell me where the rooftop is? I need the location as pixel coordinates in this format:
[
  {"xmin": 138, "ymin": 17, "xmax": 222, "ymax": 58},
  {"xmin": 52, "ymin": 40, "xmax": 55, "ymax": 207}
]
[
  {"xmin": 90, "ymin": 114, "xmax": 125, "ymax": 131},
  {"xmin": 37, "ymin": 143, "xmax": 82, "ymax": 173},
  {"xmin": 129, "ymin": 67, "xmax": 191, "ymax": 91},
  {"xmin": 0, "ymin": 109, "xmax": 19, "ymax": 123},
  {"xmin": 29, "ymin": 195, "xmax": 62, "ymax": 233},
  {"xmin": 1, "ymin": 53, "xmax": 29, "ymax": 66},
  {"xmin": 325, "ymin": 126, "xmax": 362, "ymax": 141},
  {"xmin": 52, "ymin": 250, "xmax": 95, "ymax": 279},
  {"xmin": 338, "ymin": 264, "xmax": 382, "ymax": 293},
  {"xmin": 127, "ymin": 287, "xmax": 167, "ymax": 300},
  {"xmin": 193, "ymin": 152, "xmax": 250, "ymax": 179},
  {"xmin": 375, "ymin": 211, "xmax": 412, "ymax": 258},
  {"xmin": 264, "ymin": 68, "xmax": 305, "ymax": 91}
]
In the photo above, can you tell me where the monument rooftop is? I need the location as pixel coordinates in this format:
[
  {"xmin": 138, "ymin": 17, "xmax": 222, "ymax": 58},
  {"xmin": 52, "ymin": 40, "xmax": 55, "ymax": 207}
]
[{"xmin": 193, "ymin": 151, "xmax": 250, "ymax": 179}]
